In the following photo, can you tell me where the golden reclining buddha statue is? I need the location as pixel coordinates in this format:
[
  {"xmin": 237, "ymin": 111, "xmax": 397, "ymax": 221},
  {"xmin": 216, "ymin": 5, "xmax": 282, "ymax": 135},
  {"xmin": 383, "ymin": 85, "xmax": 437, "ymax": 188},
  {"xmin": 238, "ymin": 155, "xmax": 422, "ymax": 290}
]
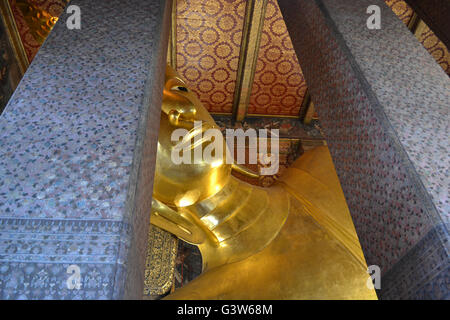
[{"xmin": 150, "ymin": 65, "xmax": 377, "ymax": 300}]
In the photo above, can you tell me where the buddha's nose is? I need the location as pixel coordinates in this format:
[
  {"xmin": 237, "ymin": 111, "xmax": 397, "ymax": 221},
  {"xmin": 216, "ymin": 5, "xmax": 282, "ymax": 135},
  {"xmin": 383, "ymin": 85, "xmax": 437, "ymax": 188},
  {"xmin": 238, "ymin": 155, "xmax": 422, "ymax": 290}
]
[{"xmin": 176, "ymin": 100, "xmax": 197, "ymax": 119}]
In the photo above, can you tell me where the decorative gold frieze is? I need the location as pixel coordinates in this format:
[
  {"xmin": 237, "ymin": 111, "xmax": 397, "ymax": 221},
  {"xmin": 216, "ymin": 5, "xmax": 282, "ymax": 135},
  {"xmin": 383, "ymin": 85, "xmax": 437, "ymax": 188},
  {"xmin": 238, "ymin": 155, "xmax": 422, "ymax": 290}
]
[{"xmin": 143, "ymin": 225, "xmax": 178, "ymax": 297}]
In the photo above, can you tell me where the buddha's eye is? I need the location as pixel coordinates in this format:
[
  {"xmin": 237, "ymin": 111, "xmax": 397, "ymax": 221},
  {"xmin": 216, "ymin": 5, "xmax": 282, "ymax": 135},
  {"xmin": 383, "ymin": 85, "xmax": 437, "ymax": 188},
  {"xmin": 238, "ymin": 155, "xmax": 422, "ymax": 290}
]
[{"xmin": 172, "ymin": 86, "xmax": 188, "ymax": 92}]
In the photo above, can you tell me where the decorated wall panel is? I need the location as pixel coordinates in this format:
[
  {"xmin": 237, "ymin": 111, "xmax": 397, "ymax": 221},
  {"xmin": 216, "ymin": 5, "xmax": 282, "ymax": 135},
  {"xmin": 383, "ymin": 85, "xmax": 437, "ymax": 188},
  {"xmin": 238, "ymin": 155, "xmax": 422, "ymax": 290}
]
[
  {"xmin": 176, "ymin": 0, "xmax": 245, "ymax": 113},
  {"xmin": 248, "ymin": 0, "xmax": 307, "ymax": 116}
]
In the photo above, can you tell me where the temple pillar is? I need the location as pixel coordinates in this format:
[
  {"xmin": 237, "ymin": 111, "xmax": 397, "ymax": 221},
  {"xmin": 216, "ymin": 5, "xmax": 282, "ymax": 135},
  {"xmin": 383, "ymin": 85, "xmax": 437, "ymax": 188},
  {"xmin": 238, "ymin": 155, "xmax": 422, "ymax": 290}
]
[
  {"xmin": 0, "ymin": 0, "xmax": 171, "ymax": 299},
  {"xmin": 279, "ymin": 0, "xmax": 449, "ymax": 299}
]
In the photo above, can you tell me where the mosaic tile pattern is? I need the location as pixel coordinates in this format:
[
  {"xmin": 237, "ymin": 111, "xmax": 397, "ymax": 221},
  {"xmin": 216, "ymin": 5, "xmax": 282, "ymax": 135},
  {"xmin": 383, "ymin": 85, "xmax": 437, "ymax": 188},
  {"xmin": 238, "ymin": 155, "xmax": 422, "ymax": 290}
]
[
  {"xmin": 0, "ymin": 219, "xmax": 121, "ymax": 299},
  {"xmin": 143, "ymin": 225, "xmax": 177, "ymax": 298},
  {"xmin": 324, "ymin": 0, "xmax": 449, "ymax": 224},
  {"xmin": 176, "ymin": 0, "xmax": 245, "ymax": 113},
  {"xmin": 280, "ymin": 0, "xmax": 449, "ymax": 298},
  {"xmin": 380, "ymin": 223, "xmax": 449, "ymax": 300},
  {"xmin": 0, "ymin": 0, "xmax": 169, "ymax": 299},
  {"xmin": 248, "ymin": 0, "xmax": 307, "ymax": 116}
]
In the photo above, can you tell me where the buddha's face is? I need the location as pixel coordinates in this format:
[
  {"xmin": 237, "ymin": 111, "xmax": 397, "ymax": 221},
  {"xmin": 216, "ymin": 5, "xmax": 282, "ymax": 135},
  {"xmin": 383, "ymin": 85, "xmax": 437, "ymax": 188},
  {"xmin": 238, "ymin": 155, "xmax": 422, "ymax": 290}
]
[{"xmin": 153, "ymin": 66, "xmax": 232, "ymax": 207}]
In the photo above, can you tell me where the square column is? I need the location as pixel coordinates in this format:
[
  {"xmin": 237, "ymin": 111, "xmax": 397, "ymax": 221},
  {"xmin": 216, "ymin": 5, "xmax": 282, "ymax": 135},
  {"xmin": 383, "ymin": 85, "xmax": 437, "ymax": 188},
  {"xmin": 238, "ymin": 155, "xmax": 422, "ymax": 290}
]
[
  {"xmin": 0, "ymin": 0, "xmax": 170, "ymax": 299},
  {"xmin": 279, "ymin": 0, "xmax": 449, "ymax": 299}
]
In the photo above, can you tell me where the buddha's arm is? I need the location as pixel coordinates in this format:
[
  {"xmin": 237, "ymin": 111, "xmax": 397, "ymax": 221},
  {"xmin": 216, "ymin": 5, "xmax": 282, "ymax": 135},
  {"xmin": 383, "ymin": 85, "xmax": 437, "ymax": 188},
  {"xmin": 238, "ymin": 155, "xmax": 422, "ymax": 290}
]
[
  {"xmin": 231, "ymin": 163, "xmax": 260, "ymax": 179},
  {"xmin": 278, "ymin": 145, "xmax": 368, "ymax": 267}
]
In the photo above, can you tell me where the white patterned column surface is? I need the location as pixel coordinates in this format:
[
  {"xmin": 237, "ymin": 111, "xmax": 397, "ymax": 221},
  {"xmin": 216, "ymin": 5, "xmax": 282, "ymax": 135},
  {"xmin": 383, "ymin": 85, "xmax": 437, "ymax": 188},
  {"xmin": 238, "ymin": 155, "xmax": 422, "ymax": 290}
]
[
  {"xmin": 279, "ymin": 0, "xmax": 449, "ymax": 299},
  {"xmin": 0, "ymin": 0, "xmax": 170, "ymax": 299}
]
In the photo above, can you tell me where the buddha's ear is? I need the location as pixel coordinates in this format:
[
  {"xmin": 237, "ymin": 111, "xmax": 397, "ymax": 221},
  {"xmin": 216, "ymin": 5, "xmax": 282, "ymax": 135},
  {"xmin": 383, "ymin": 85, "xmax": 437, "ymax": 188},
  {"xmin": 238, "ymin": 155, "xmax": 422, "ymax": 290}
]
[{"xmin": 170, "ymin": 85, "xmax": 189, "ymax": 92}]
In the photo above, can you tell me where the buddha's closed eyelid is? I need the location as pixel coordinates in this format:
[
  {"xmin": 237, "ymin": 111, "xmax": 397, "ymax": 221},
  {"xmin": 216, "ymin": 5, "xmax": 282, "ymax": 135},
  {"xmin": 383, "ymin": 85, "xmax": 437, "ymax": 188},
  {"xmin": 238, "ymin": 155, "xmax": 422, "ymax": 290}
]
[
  {"xmin": 163, "ymin": 84, "xmax": 197, "ymax": 117},
  {"xmin": 171, "ymin": 85, "xmax": 189, "ymax": 92}
]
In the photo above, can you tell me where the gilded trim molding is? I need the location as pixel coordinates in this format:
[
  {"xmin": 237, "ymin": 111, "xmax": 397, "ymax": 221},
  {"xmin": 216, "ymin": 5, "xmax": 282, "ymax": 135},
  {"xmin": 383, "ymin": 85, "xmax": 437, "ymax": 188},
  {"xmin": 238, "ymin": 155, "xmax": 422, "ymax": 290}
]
[
  {"xmin": 299, "ymin": 89, "xmax": 316, "ymax": 124},
  {"xmin": 167, "ymin": 0, "xmax": 177, "ymax": 69},
  {"xmin": 0, "ymin": 0, "xmax": 29, "ymax": 75},
  {"xmin": 231, "ymin": 0, "xmax": 268, "ymax": 123}
]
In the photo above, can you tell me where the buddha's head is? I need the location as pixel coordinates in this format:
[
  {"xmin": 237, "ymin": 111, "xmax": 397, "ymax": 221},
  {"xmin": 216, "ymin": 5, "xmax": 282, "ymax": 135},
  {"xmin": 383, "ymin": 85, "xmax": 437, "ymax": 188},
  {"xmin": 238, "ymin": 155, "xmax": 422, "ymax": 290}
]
[{"xmin": 153, "ymin": 66, "xmax": 232, "ymax": 207}]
